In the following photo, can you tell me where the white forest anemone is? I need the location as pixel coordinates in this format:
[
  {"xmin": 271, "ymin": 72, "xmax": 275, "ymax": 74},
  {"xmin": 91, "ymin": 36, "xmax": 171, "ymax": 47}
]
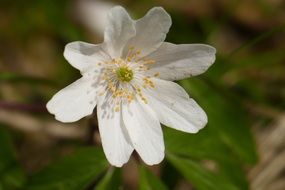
[{"xmin": 47, "ymin": 6, "xmax": 216, "ymax": 167}]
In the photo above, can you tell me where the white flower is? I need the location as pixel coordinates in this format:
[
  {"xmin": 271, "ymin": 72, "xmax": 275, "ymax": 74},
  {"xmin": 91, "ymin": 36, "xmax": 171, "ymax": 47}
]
[{"xmin": 47, "ymin": 6, "xmax": 216, "ymax": 167}]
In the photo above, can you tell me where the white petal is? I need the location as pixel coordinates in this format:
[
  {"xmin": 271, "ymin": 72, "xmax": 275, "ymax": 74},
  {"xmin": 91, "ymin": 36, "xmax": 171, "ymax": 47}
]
[
  {"xmin": 46, "ymin": 77, "xmax": 97, "ymax": 123},
  {"xmin": 64, "ymin": 41, "xmax": 108, "ymax": 73},
  {"xmin": 97, "ymin": 94, "xmax": 134, "ymax": 167},
  {"xmin": 102, "ymin": 6, "xmax": 136, "ymax": 58},
  {"xmin": 147, "ymin": 42, "xmax": 216, "ymax": 81},
  {"xmin": 124, "ymin": 7, "xmax": 171, "ymax": 57},
  {"xmin": 122, "ymin": 99, "xmax": 164, "ymax": 165},
  {"xmin": 145, "ymin": 78, "xmax": 207, "ymax": 133}
]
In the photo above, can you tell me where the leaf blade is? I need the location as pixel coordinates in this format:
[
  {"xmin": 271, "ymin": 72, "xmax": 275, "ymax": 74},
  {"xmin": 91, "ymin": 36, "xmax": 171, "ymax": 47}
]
[{"xmin": 27, "ymin": 147, "xmax": 109, "ymax": 190}]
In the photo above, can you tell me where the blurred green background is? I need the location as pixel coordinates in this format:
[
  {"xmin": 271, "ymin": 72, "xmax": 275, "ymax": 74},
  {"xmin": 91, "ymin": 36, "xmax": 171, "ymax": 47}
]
[{"xmin": 1, "ymin": 0, "xmax": 285, "ymax": 189}]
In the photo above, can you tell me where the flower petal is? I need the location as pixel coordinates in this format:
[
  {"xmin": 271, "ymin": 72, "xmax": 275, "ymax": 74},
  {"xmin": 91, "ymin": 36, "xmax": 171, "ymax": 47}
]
[
  {"xmin": 97, "ymin": 95, "xmax": 134, "ymax": 167},
  {"xmin": 102, "ymin": 6, "xmax": 136, "ymax": 58},
  {"xmin": 124, "ymin": 7, "xmax": 171, "ymax": 57},
  {"xmin": 145, "ymin": 78, "xmax": 207, "ymax": 133},
  {"xmin": 64, "ymin": 41, "xmax": 108, "ymax": 73},
  {"xmin": 46, "ymin": 77, "xmax": 97, "ymax": 123},
  {"xmin": 146, "ymin": 42, "xmax": 216, "ymax": 81},
  {"xmin": 122, "ymin": 99, "xmax": 164, "ymax": 165}
]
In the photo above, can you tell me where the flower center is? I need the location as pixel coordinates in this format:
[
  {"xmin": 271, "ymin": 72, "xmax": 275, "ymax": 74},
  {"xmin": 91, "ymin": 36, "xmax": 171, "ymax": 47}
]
[
  {"xmin": 95, "ymin": 46, "xmax": 161, "ymax": 112},
  {"xmin": 116, "ymin": 67, "xmax": 133, "ymax": 82}
]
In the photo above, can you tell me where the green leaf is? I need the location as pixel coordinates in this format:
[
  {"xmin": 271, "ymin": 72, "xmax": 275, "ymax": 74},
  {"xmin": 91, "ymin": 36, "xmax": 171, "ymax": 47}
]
[
  {"xmin": 0, "ymin": 166, "xmax": 26, "ymax": 190},
  {"xmin": 165, "ymin": 128, "xmax": 248, "ymax": 189},
  {"xmin": 27, "ymin": 147, "xmax": 109, "ymax": 190},
  {"xmin": 0, "ymin": 127, "xmax": 26, "ymax": 189},
  {"xmin": 167, "ymin": 154, "xmax": 239, "ymax": 190},
  {"xmin": 165, "ymin": 127, "xmax": 227, "ymax": 161},
  {"xmin": 96, "ymin": 168, "xmax": 122, "ymax": 190},
  {"xmin": 0, "ymin": 128, "xmax": 17, "ymax": 171},
  {"xmin": 180, "ymin": 79, "xmax": 257, "ymax": 164},
  {"xmin": 139, "ymin": 165, "xmax": 168, "ymax": 190},
  {"xmin": 216, "ymin": 158, "xmax": 248, "ymax": 189}
]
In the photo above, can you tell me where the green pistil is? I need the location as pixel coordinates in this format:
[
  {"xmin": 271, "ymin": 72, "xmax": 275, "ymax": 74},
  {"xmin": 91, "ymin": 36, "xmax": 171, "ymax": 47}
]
[{"xmin": 116, "ymin": 67, "xmax": 134, "ymax": 82}]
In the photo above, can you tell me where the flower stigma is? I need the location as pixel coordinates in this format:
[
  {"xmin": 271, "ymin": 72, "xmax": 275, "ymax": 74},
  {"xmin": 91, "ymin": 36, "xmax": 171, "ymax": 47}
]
[{"xmin": 116, "ymin": 66, "xmax": 133, "ymax": 82}]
